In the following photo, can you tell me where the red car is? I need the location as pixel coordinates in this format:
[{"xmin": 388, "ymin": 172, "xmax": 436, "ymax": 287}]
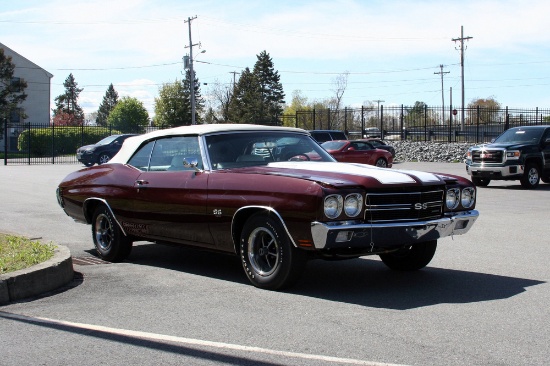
[
  {"xmin": 321, "ymin": 140, "xmax": 393, "ymax": 167},
  {"xmin": 57, "ymin": 124, "xmax": 478, "ymax": 290}
]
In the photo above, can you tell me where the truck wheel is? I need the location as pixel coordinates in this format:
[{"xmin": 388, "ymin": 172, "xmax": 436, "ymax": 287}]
[
  {"xmin": 520, "ymin": 163, "xmax": 540, "ymax": 189},
  {"xmin": 240, "ymin": 213, "xmax": 306, "ymax": 290},
  {"xmin": 379, "ymin": 240, "xmax": 437, "ymax": 271},
  {"xmin": 92, "ymin": 205, "xmax": 132, "ymax": 262},
  {"xmin": 472, "ymin": 177, "xmax": 490, "ymax": 187}
]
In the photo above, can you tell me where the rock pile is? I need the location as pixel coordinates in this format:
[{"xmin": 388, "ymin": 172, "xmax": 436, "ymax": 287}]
[{"xmin": 391, "ymin": 141, "xmax": 472, "ymax": 163}]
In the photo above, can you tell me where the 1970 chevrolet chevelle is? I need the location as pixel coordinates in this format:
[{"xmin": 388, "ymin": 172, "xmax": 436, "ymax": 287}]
[{"xmin": 57, "ymin": 124, "xmax": 479, "ymax": 290}]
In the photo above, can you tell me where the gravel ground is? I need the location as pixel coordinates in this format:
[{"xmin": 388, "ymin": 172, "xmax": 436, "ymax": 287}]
[{"xmin": 392, "ymin": 140, "xmax": 473, "ymax": 163}]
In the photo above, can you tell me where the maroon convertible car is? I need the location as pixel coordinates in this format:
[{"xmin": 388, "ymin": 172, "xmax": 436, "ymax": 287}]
[{"xmin": 57, "ymin": 124, "xmax": 479, "ymax": 290}]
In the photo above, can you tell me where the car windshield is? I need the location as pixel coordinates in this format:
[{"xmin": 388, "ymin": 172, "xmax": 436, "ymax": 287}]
[
  {"xmin": 205, "ymin": 131, "xmax": 335, "ymax": 170},
  {"xmin": 96, "ymin": 135, "xmax": 119, "ymax": 145},
  {"xmin": 321, "ymin": 141, "xmax": 346, "ymax": 150},
  {"xmin": 494, "ymin": 128, "xmax": 543, "ymax": 144}
]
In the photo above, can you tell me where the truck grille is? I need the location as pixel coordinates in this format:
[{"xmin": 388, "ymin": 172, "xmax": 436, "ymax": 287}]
[
  {"xmin": 364, "ymin": 190, "xmax": 444, "ymax": 223},
  {"xmin": 471, "ymin": 149, "xmax": 504, "ymax": 163}
]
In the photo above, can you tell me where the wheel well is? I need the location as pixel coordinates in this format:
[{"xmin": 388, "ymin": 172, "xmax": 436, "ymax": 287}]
[
  {"xmin": 83, "ymin": 198, "xmax": 103, "ymax": 224},
  {"xmin": 524, "ymin": 158, "xmax": 542, "ymax": 170},
  {"xmin": 231, "ymin": 207, "xmax": 286, "ymax": 254}
]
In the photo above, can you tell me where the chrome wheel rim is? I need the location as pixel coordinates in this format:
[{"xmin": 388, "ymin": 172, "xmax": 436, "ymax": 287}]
[
  {"xmin": 528, "ymin": 168, "xmax": 539, "ymax": 186},
  {"xmin": 94, "ymin": 213, "xmax": 113, "ymax": 251},
  {"xmin": 376, "ymin": 159, "xmax": 387, "ymax": 167},
  {"xmin": 247, "ymin": 227, "xmax": 280, "ymax": 276}
]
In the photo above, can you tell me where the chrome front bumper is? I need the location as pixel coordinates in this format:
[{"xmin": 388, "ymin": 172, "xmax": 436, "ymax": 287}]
[
  {"xmin": 466, "ymin": 163, "xmax": 524, "ymax": 178},
  {"xmin": 310, "ymin": 210, "xmax": 479, "ymax": 250}
]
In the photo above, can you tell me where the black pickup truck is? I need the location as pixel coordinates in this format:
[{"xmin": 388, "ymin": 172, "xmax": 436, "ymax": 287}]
[{"xmin": 465, "ymin": 125, "xmax": 550, "ymax": 189}]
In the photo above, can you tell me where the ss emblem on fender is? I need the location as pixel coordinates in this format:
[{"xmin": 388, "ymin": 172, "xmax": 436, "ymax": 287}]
[
  {"xmin": 414, "ymin": 203, "xmax": 428, "ymax": 210},
  {"xmin": 213, "ymin": 209, "xmax": 222, "ymax": 217}
]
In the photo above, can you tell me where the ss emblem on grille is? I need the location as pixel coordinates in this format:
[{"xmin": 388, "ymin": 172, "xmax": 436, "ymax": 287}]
[{"xmin": 414, "ymin": 203, "xmax": 428, "ymax": 210}]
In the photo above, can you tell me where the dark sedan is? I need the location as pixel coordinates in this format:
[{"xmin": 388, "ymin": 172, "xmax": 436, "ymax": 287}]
[
  {"xmin": 321, "ymin": 140, "xmax": 393, "ymax": 167},
  {"xmin": 362, "ymin": 138, "xmax": 396, "ymax": 157},
  {"xmin": 76, "ymin": 134, "xmax": 137, "ymax": 166}
]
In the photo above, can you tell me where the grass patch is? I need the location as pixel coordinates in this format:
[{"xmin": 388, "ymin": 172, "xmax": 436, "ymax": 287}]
[{"xmin": 0, "ymin": 234, "xmax": 56, "ymax": 275}]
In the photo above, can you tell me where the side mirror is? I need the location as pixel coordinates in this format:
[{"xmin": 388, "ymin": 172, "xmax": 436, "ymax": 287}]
[
  {"xmin": 183, "ymin": 157, "xmax": 202, "ymax": 172},
  {"xmin": 347, "ymin": 147, "xmax": 355, "ymax": 151}
]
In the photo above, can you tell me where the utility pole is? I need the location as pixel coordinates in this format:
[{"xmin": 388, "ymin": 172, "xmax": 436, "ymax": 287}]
[
  {"xmin": 184, "ymin": 16, "xmax": 198, "ymax": 125},
  {"xmin": 229, "ymin": 71, "xmax": 240, "ymax": 89},
  {"xmin": 434, "ymin": 64, "xmax": 449, "ymax": 125},
  {"xmin": 452, "ymin": 25, "xmax": 472, "ymax": 130}
]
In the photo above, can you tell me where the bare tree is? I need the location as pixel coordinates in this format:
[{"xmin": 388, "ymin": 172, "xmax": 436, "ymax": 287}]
[{"xmin": 208, "ymin": 80, "xmax": 233, "ymax": 123}]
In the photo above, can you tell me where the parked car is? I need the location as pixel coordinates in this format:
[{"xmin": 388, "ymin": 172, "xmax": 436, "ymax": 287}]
[
  {"xmin": 76, "ymin": 134, "xmax": 137, "ymax": 166},
  {"xmin": 309, "ymin": 130, "xmax": 348, "ymax": 143},
  {"xmin": 57, "ymin": 124, "xmax": 479, "ymax": 290},
  {"xmin": 362, "ymin": 138, "xmax": 396, "ymax": 157},
  {"xmin": 465, "ymin": 125, "xmax": 550, "ymax": 189},
  {"xmin": 321, "ymin": 140, "xmax": 393, "ymax": 168},
  {"xmin": 363, "ymin": 127, "xmax": 381, "ymax": 138}
]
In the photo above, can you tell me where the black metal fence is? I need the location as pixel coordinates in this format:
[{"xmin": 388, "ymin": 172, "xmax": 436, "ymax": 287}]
[
  {"xmin": 282, "ymin": 105, "xmax": 550, "ymax": 143},
  {"xmin": 2, "ymin": 105, "xmax": 549, "ymax": 165}
]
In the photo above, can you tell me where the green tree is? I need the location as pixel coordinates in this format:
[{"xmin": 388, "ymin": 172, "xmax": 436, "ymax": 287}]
[
  {"xmin": 107, "ymin": 96, "xmax": 149, "ymax": 133},
  {"xmin": 52, "ymin": 73, "xmax": 84, "ymax": 125},
  {"xmin": 96, "ymin": 84, "xmax": 118, "ymax": 126},
  {"xmin": 0, "ymin": 48, "xmax": 27, "ymax": 133},
  {"xmin": 252, "ymin": 50, "xmax": 285, "ymax": 125},
  {"xmin": 153, "ymin": 79, "xmax": 188, "ymax": 127}
]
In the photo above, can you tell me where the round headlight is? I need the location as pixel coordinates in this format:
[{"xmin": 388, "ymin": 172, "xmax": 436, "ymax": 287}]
[
  {"xmin": 446, "ymin": 188, "xmax": 460, "ymax": 210},
  {"xmin": 461, "ymin": 187, "xmax": 475, "ymax": 208},
  {"xmin": 344, "ymin": 193, "xmax": 363, "ymax": 217},
  {"xmin": 324, "ymin": 195, "xmax": 343, "ymax": 219}
]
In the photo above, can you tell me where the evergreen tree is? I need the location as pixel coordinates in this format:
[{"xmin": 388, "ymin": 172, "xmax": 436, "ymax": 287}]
[
  {"xmin": 53, "ymin": 73, "xmax": 84, "ymax": 125},
  {"xmin": 182, "ymin": 69, "xmax": 204, "ymax": 124},
  {"xmin": 228, "ymin": 67, "xmax": 262, "ymax": 124},
  {"xmin": 96, "ymin": 83, "xmax": 118, "ymax": 126},
  {"xmin": 0, "ymin": 48, "xmax": 27, "ymax": 133},
  {"xmin": 253, "ymin": 50, "xmax": 285, "ymax": 125}
]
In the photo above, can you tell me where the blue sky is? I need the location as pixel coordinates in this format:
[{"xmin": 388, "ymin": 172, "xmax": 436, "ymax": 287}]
[{"xmin": 2, "ymin": 0, "xmax": 550, "ymax": 118}]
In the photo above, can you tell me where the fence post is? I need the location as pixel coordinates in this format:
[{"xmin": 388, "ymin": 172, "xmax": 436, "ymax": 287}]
[
  {"xmin": 505, "ymin": 106, "xmax": 509, "ymax": 130},
  {"xmin": 313, "ymin": 109, "xmax": 316, "ymax": 130},
  {"xmin": 51, "ymin": 122, "xmax": 55, "ymax": 164},
  {"xmin": 3, "ymin": 118, "xmax": 7, "ymax": 166},
  {"xmin": 361, "ymin": 106, "xmax": 365, "ymax": 137},
  {"xmin": 448, "ymin": 104, "xmax": 452, "ymax": 143},
  {"xmin": 424, "ymin": 104, "xmax": 427, "ymax": 141},
  {"xmin": 295, "ymin": 111, "xmax": 298, "ymax": 128},
  {"xmin": 400, "ymin": 105, "xmax": 404, "ymax": 140},
  {"xmin": 327, "ymin": 108, "xmax": 331, "ymax": 130},
  {"xmin": 27, "ymin": 122, "xmax": 31, "ymax": 165}
]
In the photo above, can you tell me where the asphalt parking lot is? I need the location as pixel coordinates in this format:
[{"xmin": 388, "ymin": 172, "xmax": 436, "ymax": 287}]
[{"xmin": 1, "ymin": 162, "xmax": 549, "ymax": 366}]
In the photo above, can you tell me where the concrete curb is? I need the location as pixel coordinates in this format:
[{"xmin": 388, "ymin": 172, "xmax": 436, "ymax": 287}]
[{"xmin": 0, "ymin": 245, "xmax": 74, "ymax": 305}]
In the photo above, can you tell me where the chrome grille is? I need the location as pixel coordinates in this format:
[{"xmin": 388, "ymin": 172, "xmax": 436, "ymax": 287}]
[
  {"xmin": 364, "ymin": 190, "xmax": 444, "ymax": 223},
  {"xmin": 472, "ymin": 149, "xmax": 504, "ymax": 163}
]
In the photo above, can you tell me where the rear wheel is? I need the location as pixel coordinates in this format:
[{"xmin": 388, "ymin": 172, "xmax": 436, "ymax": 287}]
[
  {"xmin": 375, "ymin": 158, "xmax": 388, "ymax": 168},
  {"xmin": 472, "ymin": 177, "xmax": 490, "ymax": 187},
  {"xmin": 97, "ymin": 153, "xmax": 111, "ymax": 165},
  {"xmin": 240, "ymin": 213, "xmax": 306, "ymax": 290},
  {"xmin": 520, "ymin": 163, "xmax": 540, "ymax": 189},
  {"xmin": 379, "ymin": 240, "xmax": 437, "ymax": 271},
  {"xmin": 92, "ymin": 205, "xmax": 132, "ymax": 262}
]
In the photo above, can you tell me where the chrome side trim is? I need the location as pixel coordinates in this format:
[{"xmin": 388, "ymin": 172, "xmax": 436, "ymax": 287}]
[
  {"xmin": 232, "ymin": 206, "xmax": 298, "ymax": 248},
  {"xmin": 83, "ymin": 198, "xmax": 128, "ymax": 237}
]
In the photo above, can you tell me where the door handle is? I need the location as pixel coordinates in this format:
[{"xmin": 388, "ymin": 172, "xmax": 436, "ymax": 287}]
[{"xmin": 135, "ymin": 180, "xmax": 149, "ymax": 188}]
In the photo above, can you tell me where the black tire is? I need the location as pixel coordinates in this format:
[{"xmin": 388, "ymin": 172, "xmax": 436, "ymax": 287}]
[
  {"xmin": 97, "ymin": 153, "xmax": 111, "ymax": 165},
  {"xmin": 375, "ymin": 158, "xmax": 387, "ymax": 168},
  {"xmin": 92, "ymin": 205, "xmax": 132, "ymax": 262},
  {"xmin": 83, "ymin": 162, "xmax": 94, "ymax": 167},
  {"xmin": 472, "ymin": 177, "xmax": 490, "ymax": 187},
  {"xmin": 379, "ymin": 240, "xmax": 437, "ymax": 271},
  {"xmin": 520, "ymin": 163, "xmax": 540, "ymax": 189},
  {"xmin": 240, "ymin": 213, "xmax": 306, "ymax": 290}
]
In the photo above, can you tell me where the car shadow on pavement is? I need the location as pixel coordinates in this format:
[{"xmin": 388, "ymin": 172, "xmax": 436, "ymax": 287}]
[
  {"xmin": 293, "ymin": 258, "xmax": 544, "ymax": 310},
  {"xmin": 111, "ymin": 243, "xmax": 544, "ymax": 310}
]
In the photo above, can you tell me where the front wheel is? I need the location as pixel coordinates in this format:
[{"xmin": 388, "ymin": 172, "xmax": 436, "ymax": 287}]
[
  {"xmin": 240, "ymin": 213, "xmax": 306, "ymax": 290},
  {"xmin": 379, "ymin": 240, "xmax": 437, "ymax": 271},
  {"xmin": 92, "ymin": 205, "xmax": 132, "ymax": 262},
  {"xmin": 472, "ymin": 177, "xmax": 490, "ymax": 187},
  {"xmin": 520, "ymin": 163, "xmax": 540, "ymax": 189}
]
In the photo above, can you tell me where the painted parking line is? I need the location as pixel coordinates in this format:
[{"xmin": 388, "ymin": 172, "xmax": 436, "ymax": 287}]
[{"xmin": 1, "ymin": 311, "xmax": 408, "ymax": 366}]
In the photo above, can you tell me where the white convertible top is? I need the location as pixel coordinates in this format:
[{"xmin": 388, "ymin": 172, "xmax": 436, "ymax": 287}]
[{"xmin": 108, "ymin": 123, "xmax": 307, "ymax": 164}]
